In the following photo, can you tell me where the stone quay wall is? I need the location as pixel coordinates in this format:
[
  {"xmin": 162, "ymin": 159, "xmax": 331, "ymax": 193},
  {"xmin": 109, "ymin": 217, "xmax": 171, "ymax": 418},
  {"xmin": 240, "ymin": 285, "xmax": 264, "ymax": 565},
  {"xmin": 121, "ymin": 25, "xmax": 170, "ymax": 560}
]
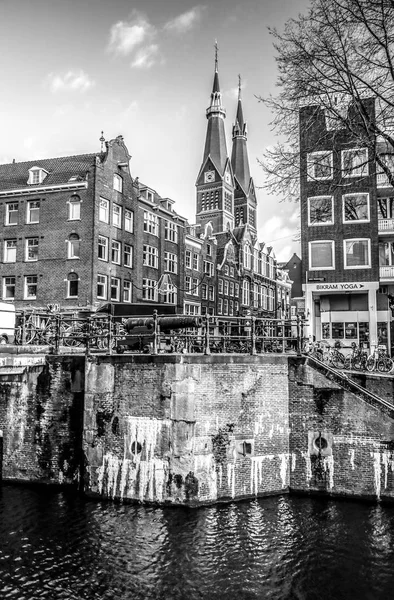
[{"xmin": 1, "ymin": 353, "xmax": 394, "ymax": 505}]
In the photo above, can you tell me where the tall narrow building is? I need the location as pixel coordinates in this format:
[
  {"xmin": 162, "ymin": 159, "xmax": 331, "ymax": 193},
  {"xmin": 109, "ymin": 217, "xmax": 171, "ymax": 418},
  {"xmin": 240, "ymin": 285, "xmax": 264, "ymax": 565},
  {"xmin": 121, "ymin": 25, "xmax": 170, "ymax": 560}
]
[
  {"xmin": 196, "ymin": 45, "xmax": 235, "ymax": 233},
  {"xmin": 231, "ymin": 76, "xmax": 257, "ymax": 232}
]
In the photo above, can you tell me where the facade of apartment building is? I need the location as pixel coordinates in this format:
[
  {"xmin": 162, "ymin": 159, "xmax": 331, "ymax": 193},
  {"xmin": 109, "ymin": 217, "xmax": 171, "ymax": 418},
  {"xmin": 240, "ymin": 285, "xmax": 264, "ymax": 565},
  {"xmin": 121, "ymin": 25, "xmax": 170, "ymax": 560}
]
[{"xmin": 300, "ymin": 100, "xmax": 394, "ymax": 353}]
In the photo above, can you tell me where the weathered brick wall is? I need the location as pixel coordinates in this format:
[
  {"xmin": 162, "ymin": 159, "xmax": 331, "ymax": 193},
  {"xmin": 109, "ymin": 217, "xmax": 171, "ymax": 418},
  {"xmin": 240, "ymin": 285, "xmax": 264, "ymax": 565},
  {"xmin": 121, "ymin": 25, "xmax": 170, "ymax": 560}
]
[
  {"xmin": 83, "ymin": 354, "xmax": 291, "ymax": 505},
  {"xmin": 0, "ymin": 355, "xmax": 84, "ymax": 484},
  {"xmin": 288, "ymin": 357, "xmax": 394, "ymax": 501}
]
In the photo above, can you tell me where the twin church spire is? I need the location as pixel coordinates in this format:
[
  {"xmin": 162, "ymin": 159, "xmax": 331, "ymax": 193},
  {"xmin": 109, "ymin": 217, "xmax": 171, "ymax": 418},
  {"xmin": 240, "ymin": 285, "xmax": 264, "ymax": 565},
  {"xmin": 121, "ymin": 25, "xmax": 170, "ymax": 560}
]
[{"xmin": 197, "ymin": 45, "xmax": 256, "ymax": 234}]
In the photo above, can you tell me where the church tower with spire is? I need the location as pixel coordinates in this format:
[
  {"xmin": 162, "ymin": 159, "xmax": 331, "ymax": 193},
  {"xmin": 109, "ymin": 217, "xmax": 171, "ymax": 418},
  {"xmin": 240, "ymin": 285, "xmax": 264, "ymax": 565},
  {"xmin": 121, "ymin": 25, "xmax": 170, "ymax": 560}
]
[
  {"xmin": 231, "ymin": 76, "xmax": 257, "ymax": 233},
  {"xmin": 196, "ymin": 44, "xmax": 235, "ymax": 233}
]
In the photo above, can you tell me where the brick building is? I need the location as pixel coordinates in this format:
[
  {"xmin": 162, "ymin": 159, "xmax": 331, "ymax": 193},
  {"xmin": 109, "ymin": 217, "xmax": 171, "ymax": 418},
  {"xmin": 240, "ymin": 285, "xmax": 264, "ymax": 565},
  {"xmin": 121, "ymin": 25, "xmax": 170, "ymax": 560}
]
[{"xmin": 300, "ymin": 99, "xmax": 394, "ymax": 353}]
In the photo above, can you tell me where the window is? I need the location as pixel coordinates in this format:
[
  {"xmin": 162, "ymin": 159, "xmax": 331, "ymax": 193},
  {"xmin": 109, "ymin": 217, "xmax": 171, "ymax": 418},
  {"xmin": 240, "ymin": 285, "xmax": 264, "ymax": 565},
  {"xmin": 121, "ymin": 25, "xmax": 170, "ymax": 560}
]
[
  {"xmin": 253, "ymin": 283, "xmax": 259, "ymax": 308},
  {"xmin": 242, "ymin": 280, "xmax": 250, "ymax": 305},
  {"xmin": 113, "ymin": 204, "xmax": 122, "ymax": 228},
  {"xmin": 143, "ymin": 245, "xmax": 158, "ymax": 268},
  {"xmin": 229, "ymin": 300, "xmax": 234, "ymax": 316},
  {"xmin": 68, "ymin": 234, "xmax": 80, "ymax": 259},
  {"xmin": 218, "ymin": 279, "xmax": 224, "ymax": 294},
  {"xmin": 262, "ymin": 286, "xmax": 268, "ymax": 310},
  {"xmin": 143, "ymin": 278, "xmax": 158, "ymax": 301},
  {"xmin": 217, "ymin": 299, "xmax": 223, "ymax": 314},
  {"xmin": 27, "ymin": 167, "xmax": 47, "ymax": 185},
  {"xmin": 223, "ymin": 299, "xmax": 228, "ymax": 315},
  {"xmin": 185, "ymin": 250, "xmax": 192, "ymax": 269},
  {"xmin": 24, "ymin": 275, "xmax": 37, "ymax": 299},
  {"xmin": 164, "ymin": 284, "xmax": 177, "ymax": 304},
  {"xmin": 342, "ymin": 148, "xmax": 368, "ymax": 177},
  {"xmin": 235, "ymin": 283, "xmax": 239, "ymax": 298},
  {"xmin": 165, "ymin": 220, "xmax": 178, "ymax": 243},
  {"xmin": 5, "ymin": 202, "xmax": 18, "ymax": 225},
  {"xmin": 25, "ymin": 238, "xmax": 38, "ymax": 261},
  {"xmin": 192, "ymin": 278, "xmax": 199, "ymax": 296},
  {"xmin": 27, "ymin": 200, "xmax": 40, "ymax": 223},
  {"xmin": 192, "ymin": 253, "xmax": 199, "ymax": 270},
  {"xmin": 4, "ymin": 239, "xmax": 16, "ymax": 263},
  {"xmin": 185, "ymin": 276, "xmax": 192, "ymax": 293},
  {"xmin": 378, "ymin": 197, "xmax": 394, "ymax": 220},
  {"xmin": 206, "ymin": 244, "xmax": 212, "ymax": 256},
  {"xmin": 309, "ymin": 241, "xmax": 335, "ymax": 270},
  {"xmin": 124, "ymin": 209, "xmax": 134, "ymax": 232},
  {"xmin": 98, "ymin": 235, "xmax": 108, "ymax": 261},
  {"xmin": 3, "ymin": 276, "xmax": 15, "ymax": 299},
  {"xmin": 124, "ymin": 244, "xmax": 133, "ymax": 267},
  {"xmin": 123, "ymin": 280, "xmax": 132, "ymax": 302},
  {"xmin": 343, "ymin": 193, "xmax": 369, "ymax": 222},
  {"xmin": 68, "ymin": 196, "xmax": 81, "ymax": 220},
  {"xmin": 184, "ymin": 303, "xmax": 200, "ymax": 316},
  {"xmin": 99, "ymin": 198, "xmax": 109, "ymax": 223},
  {"xmin": 144, "ymin": 211, "xmax": 158, "ymax": 236},
  {"xmin": 308, "ymin": 196, "xmax": 333, "ymax": 226},
  {"xmin": 344, "ymin": 239, "xmax": 371, "ymax": 268},
  {"xmin": 110, "ymin": 277, "xmax": 120, "ymax": 301},
  {"xmin": 164, "ymin": 252, "xmax": 177, "ymax": 274},
  {"xmin": 224, "ymin": 280, "xmax": 229, "ymax": 296},
  {"xmin": 229, "ymin": 282, "xmax": 234, "ymax": 296},
  {"xmin": 201, "ymin": 284, "xmax": 207, "ymax": 300},
  {"xmin": 307, "ymin": 151, "xmax": 333, "ymax": 181},
  {"xmin": 243, "ymin": 245, "xmax": 251, "ymax": 269},
  {"xmin": 113, "ymin": 173, "xmax": 123, "ymax": 193},
  {"xmin": 204, "ymin": 261, "xmax": 214, "ymax": 276},
  {"xmin": 111, "ymin": 240, "xmax": 121, "ymax": 264},
  {"xmin": 224, "ymin": 265, "xmax": 229, "ymax": 276},
  {"xmin": 379, "ymin": 241, "xmax": 394, "ymax": 266},
  {"xmin": 67, "ymin": 273, "xmax": 79, "ymax": 298},
  {"xmin": 97, "ymin": 274, "xmax": 107, "ymax": 299},
  {"xmin": 377, "ymin": 154, "xmax": 394, "ymax": 187},
  {"xmin": 208, "ymin": 286, "xmax": 214, "ymax": 301},
  {"xmin": 230, "ymin": 266, "xmax": 234, "ymax": 277}
]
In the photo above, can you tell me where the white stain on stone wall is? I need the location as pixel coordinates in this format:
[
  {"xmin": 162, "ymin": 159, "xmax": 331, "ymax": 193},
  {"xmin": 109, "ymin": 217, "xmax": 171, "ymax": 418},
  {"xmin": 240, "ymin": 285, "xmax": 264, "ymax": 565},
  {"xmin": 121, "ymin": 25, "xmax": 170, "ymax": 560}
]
[
  {"xmin": 371, "ymin": 452, "xmax": 382, "ymax": 499},
  {"xmin": 349, "ymin": 449, "xmax": 355, "ymax": 470},
  {"xmin": 194, "ymin": 454, "xmax": 218, "ymax": 501},
  {"xmin": 250, "ymin": 455, "xmax": 275, "ymax": 495}
]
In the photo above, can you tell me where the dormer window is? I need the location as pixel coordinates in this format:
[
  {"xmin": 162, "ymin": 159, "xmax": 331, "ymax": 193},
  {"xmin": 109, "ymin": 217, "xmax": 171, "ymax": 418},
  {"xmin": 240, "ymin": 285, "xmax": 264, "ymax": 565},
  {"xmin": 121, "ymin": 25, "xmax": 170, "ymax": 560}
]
[{"xmin": 27, "ymin": 167, "xmax": 48, "ymax": 186}]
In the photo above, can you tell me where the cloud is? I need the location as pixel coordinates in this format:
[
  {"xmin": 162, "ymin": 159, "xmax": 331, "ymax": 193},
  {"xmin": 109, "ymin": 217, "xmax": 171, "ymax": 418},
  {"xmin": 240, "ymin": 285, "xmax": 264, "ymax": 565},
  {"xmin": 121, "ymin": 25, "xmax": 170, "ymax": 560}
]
[
  {"xmin": 164, "ymin": 6, "xmax": 206, "ymax": 34},
  {"xmin": 48, "ymin": 70, "xmax": 94, "ymax": 93},
  {"xmin": 131, "ymin": 44, "xmax": 161, "ymax": 69},
  {"xmin": 107, "ymin": 11, "xmax": 156, "ymax": 56}
]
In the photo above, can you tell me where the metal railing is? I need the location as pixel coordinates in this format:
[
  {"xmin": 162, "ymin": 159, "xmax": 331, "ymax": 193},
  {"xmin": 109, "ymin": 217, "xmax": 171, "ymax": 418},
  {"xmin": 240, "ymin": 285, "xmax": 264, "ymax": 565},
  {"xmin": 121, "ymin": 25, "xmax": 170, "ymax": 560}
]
[{"xmin": 13, "ymin": 309, "xmax": 307, "ymax": 357}]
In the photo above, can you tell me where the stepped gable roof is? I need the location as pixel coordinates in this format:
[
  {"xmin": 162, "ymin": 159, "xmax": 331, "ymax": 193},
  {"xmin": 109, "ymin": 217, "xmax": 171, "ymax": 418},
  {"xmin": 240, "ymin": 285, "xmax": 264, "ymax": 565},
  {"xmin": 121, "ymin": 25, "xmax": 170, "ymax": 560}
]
[
  {"xmin": 0, "ymin": 153, "xmax": 97, "ymax": 192},
  {"xmin": 215, "ymin": 231, "xmax": 231, "ymax": 264}
]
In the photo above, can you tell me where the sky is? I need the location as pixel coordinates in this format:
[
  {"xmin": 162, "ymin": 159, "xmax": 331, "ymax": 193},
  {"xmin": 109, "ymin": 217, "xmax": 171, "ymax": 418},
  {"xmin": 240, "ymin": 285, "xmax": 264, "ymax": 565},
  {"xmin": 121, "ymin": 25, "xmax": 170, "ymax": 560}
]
[{"xmin": 0, "ymin": 0, "xmax": 311, "ymax": 262}]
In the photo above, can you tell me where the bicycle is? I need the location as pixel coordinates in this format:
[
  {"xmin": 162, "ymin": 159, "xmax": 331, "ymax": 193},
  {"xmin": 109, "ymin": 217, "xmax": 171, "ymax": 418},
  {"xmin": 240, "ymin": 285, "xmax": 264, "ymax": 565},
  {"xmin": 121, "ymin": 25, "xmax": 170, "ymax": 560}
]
[{"xmin": 366, "ymin": 346, "xmax": 393, "ymax": 373}]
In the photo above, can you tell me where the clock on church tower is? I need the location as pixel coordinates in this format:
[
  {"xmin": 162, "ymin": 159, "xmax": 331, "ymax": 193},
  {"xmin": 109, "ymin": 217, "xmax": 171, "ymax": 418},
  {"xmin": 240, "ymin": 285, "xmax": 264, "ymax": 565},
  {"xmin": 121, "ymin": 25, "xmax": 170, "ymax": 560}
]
[{"xmin": 204, "ymin": 170, "xmax": 215, "ymax": 183}]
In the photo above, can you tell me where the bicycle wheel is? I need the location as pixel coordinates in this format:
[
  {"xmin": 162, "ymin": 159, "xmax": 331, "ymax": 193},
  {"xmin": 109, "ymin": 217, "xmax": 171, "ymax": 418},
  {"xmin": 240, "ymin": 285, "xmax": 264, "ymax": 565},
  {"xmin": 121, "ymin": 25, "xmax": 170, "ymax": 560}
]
[
  {"xmin": 332, "ymin": 351, "xmax": 345, "ymax": 369},
  {"xmin": 343, "ymin": 356, "xmax": 351, "ymax": 370},
  {"xmin": 366, "ymin": 356, "xmax": 375, "ymax": 372},
  {"xmin": 378, "ymin": 358, "xmax": 393, "ymax": 373}
]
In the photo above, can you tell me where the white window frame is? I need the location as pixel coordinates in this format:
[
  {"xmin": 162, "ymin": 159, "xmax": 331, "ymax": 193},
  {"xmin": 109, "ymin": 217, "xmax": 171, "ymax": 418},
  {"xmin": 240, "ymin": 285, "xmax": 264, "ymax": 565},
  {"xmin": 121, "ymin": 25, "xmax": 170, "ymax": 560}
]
[
  {"xmin": 143, "ymin": 278, "xmax": 158, "ymax": 301},
  {"xmin": 204, "ymin": 260, "xmax": 214, "ymax": 276},
  {"xmin": 4, "ymin": 239, "xmax": 16, "ymax": 263},
  {"xmin": 3, "ymin": 276, "xmax": 15, "ymax": 299},
  {"xmin": 113, "ymin": 173, "xmax": 123, "ymax": 193},
  {"xmin": 99, "ymin": 198, "xmax": 109, "ymax": 223},
  {"xmin": 123, "ymin": 280, "xmax": 132, "ymax": 302},
  {"xmin": 143, "ymin": 211, "xmax": 159, "ymax": 236},
  {"xmin": 5, "ymin": 202, "xmax": 18, "ymax": 226},
  {"xmin": 164, "ymin": 283, "xmax": 177, "ymax": 304},
  {"xmin": 124, "ymin": 244, "xmax": 133, "ymax": 267},
  {"xmin": 110, "ymin": 277, "xmax": 120, "ymax": 301},
  {"xmin": 24, "ymin": 275, "xmax": 37, "ymax": 299},
  {"xmin": 97, "ymin": 274, "xmax": 107, "ymax": 300},
  {"xmin": 218, "ymin": 279, "xmax": 223, "ymax": 294},
  {"xmin": 25, "ymin": 237, "xmax": 38, "ymax": 262},
  {"xmin": 68, "ymin": 196, "xmax": 81, "ymax": 220},
  {"xmin": 98, "ymin": 235, "xmax": 108, "ymax": 261},
  {"xmin": 242, "ymin": 280, "xmax": 250, "ymax": 306},
  {"xmin": 192, "ymin": 278, "xmax": 199, "ymax": 296},
  {"xmin": 111, "ymin": 240, "xmax": 121, "ymax": 264},
  {"xmin": 343, "ymin": 238, "xmax": 371, "ymax": 269},
  {"xmin": 192, "ymin": 253, "xmax": 199, "ymax": 270},
  {"xmin": 27, "ymin": 167, "xmax": 47, "ymax": 185},
  {"xmin": 308, "ymin": 196, "xmax": 334, "ymax": 226},
  {"xmin": 68, "ymin": 234, "xmax": 80, "ymax": 259},
  {"xmin": 341, "ymin": 148, "xmax": 369, "ymax": 178},
  {"xmin": 309, "ymin": 240, "xmax": 335, "ymax": 271},
  {"xmin": 26, "ymin": 200, "xmax": 40, "ymax": 224},
  {"xmin": 342, "ymin": 193, "xmax": 370, "ymax": 224},
  {"xmin": 164, "ymin": 220, "xmax": 178, "ymax": 243},
  {"xmin": 243, "ymin": 245, "xmax": 251, "ymax": 269},
  {"xmin": 124, "ymin": 209, "xmax": 134, "ymax": 232},
  {"xmin": 307, "ymin": 151, "xmax": 333, "ymax": 181},
  {"xmin": 67, "ymin": 273, "xmax": 79, "ymax": 298},
  {"xmin": 143, "ymin": 245, "xmax": 159, "ymax": 268},
  {"xmin": 164, "ymin": 251, "xmax": 178, "ymax": 274},
  {"xmin": 185, "ymin": 250, "xmax": 191, "ymax": 269},
  {"xmin": 112, "ymin": 203, "xmax": 122, "ymax": 228}
]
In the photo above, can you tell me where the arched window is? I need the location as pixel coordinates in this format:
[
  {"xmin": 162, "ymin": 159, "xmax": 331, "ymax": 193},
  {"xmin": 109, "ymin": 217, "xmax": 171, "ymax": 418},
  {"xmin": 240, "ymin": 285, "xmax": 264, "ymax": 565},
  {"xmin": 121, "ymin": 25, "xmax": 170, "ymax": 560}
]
[
  {"xmin": 68, "ymin": 195, "xmax": 81, "ymax": 220},
  {"xmin": 243, "ymin": 244, "xmax": 251, "ymax": 270},
  {"xmin": 67, "ymin": 273, "xmax": 79, "ymax": 298},
  {"xmin": 68, "ymin": 234, "xmax": 80, "ymax": 259},
  {"xmin": 242, "ymin": 280, "xmax": 250, "ymax": 306}
]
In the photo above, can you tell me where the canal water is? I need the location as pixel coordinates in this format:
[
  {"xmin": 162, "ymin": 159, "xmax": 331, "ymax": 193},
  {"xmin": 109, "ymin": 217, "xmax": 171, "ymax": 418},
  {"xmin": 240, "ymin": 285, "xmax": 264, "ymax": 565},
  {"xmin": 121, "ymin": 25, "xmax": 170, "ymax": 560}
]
[{"xmin": 1, "ymin": 485, "xmax": 394, "ymax": 600}]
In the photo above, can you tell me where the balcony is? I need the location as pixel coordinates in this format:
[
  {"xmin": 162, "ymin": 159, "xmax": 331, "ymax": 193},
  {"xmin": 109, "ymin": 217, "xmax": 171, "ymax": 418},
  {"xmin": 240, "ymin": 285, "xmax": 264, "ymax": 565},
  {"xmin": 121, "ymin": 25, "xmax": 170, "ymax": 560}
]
[
  {"xmin": 377, "ymin": 172, "xmax": 393, "ymax": 188},
  {"xmin": 378, "ymin": 218, "xmax": 394, "ymax": 233},
  {"xmin": 380, "ymin": 265, "xmax": 394, "ymax": 280}
]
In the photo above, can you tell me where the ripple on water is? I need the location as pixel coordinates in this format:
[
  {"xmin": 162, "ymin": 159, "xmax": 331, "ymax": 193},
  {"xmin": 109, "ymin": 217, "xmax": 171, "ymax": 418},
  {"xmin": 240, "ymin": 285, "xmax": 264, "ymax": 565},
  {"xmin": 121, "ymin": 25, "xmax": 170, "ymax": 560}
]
[{"xmin": 1, "ymin": 487, "xmax": 394, "ymax": 599}]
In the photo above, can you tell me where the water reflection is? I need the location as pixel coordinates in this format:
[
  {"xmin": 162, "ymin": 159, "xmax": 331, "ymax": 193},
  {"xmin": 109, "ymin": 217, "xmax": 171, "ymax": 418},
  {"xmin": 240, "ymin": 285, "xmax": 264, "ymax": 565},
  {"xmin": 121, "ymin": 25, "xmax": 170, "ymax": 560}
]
[{"xmin": 1, "ymin": 485, "xmax": 394, "ymax": 599}]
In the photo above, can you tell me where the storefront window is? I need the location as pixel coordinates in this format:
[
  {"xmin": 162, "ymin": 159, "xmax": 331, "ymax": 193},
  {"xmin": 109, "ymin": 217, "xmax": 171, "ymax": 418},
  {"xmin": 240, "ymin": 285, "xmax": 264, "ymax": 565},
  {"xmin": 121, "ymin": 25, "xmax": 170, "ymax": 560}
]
[
  {"xmin": 345, "ymin": 322, "xmax": 357, "ymax": 339},
  {"xmin": 359, "ymin": 322, "xmax": 369, "ymax": 346},
  {"xmin": 322, "ymin": 323, "xmax": 330, "ymax": 339},
  {"xmin": 332, "ymin": 322, "xmax": 344, "ymax": 339}
]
